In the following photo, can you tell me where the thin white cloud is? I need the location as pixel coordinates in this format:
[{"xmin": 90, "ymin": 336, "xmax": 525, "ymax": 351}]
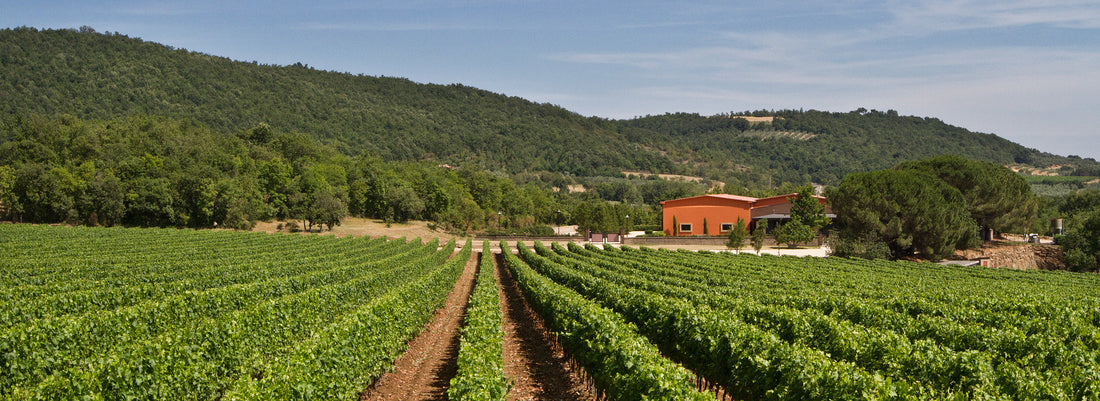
[
  {"xmin": 547, "ymin": 0, "xmax": 1100, "ymax": 93},
  {"xmin": 887, "ymin": 0, "xmax": 1100, "ymax": 32}
]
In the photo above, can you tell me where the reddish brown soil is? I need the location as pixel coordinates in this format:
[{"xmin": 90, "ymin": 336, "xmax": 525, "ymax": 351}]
[
  {"xmin": 358, "ymin": 250, "xmax": 598, "ymax": 401},
  {"xmin": 360, "ymin": 252, "xmax": 478, "ymax": 401},
  {"xmin": 494, "ymin": 253, "xmax": 598, "ymax": 401}
]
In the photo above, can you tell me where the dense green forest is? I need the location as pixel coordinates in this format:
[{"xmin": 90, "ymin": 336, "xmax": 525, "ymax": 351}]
[
  {"xmin": 0, "ymin": 113, "xmax": 680, "ymax": 232},
  {"xmin": 619, "ymin": 110, "xmax": 1100, "ymax": 184},
  {"xmin": 0, "ymin": 26, "xmax": 669, "ymax": 178},
  {"xmin": 3, "ymin": 26, "xmax": 1099, "ymax": 187}
]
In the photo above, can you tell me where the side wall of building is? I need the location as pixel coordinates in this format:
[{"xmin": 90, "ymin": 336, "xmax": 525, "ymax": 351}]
[{"xmin": 662, "ymin": 197, "xmax": 752, "ymax": 236}]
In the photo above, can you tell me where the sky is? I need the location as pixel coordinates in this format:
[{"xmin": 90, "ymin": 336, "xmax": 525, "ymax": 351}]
[{"xmin": 3, "ymin": 0, "xmax": 1100, "ymax": 160}]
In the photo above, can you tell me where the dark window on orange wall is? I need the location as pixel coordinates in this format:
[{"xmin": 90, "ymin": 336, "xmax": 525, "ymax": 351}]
[{"xmin": 680, "ymin": 223, "xmax": 692, "ymax": 232}]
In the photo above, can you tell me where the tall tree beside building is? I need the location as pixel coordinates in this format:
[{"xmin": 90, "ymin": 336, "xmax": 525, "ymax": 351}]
[{"xmin": 790, "ymin": 184, "xmax": 830, "ymax": 231}]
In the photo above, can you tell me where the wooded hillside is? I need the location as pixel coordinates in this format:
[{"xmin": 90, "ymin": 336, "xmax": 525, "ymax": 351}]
[{"xmin": 4, "ymin": 27, "xmax": 1097, "ymax": 186}]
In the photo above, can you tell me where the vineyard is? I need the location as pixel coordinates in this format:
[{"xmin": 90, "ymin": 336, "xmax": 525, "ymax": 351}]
[
  {"xmin": 505, "ymin": 241, "xmax": 1100, "ymax": 400},
  {"xmin": 4, "ymin": 224, "xmax": 1100, "ymax": 400},
  {"xmin": 0, "ymin": 224, "xmax": 470, "ymax": 399}
]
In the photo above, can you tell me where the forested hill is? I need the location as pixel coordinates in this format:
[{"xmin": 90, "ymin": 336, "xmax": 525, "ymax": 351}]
[
  {"xmin": 2, "ymin": 27, "xmax": 1095, "ymax": 185},
  {"xmin": 617, "ymin": 110, "xmax": 1096, "ymax": 184},
  {"xmin": 0, "ymin": 27, "xmax": 669, "ymax": 177}
]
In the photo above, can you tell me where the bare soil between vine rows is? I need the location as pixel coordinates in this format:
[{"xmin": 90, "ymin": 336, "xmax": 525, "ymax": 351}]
[
  {"xmin": 359, "ymin": 252, "xmax": 477, "ymax": 401},
  {"xmin": 494, "ymin": 253, "xmax": 598, "ymax": 401},
  {"xmin": 358, "ymin": 251, "xmax": 596, "ymax": 400}
]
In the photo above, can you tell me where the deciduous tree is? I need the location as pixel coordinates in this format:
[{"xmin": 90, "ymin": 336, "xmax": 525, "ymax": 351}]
[
  {"xmin": 775, "ymin": 220, "xmax": 813, "ymax": 248},
  {"xmin": 313, "ymin": 189, "xmax": 348, "ymax": 231},
  {"xmin": 726, "ymin": 217, "xmax": 748, "ymax": 252},
  {"xmin": 751, "ymin": 220, "xmax": 766, "ymax": 254},
  {"xmin": 1061, "ymin": 211, "xmax": 1100, "ymax": 271}
]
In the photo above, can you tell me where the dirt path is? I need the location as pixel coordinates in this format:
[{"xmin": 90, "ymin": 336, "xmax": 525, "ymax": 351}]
[
  {"xmin": 360, "ymin": 252, "xmax": 478, "ymax": 401},
  {"xmin": 494, "ymin": 253, "xmax": 598, "ymax": 401}
]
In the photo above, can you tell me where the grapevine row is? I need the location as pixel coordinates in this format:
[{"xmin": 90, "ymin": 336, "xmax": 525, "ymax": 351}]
[
  {"xmin": 500, "ymin": 241, "xmax": 713, "ymax": 401},
  {"xmin": 558, "ymin": 243, "xmax": 1100, "ymax": 399},
  {"xmin": 517, "ymin": 242, "xmax": 917, "ymax": 400},
  {"xmin": 448, "ymin": 241, "xmax": 511, "ymax": 401},
  {"xmin": 225, "ymin": 240, "xmax": 473, "ymax": 400}
]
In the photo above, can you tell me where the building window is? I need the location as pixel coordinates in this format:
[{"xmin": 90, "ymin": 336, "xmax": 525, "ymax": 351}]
[
  {"xmin": 720, "ymin": 223, "xmax": 734, "ymax": 232},
  {"xmin": 679, "ymin": 223, "xmax": 692, "ymax": 232}
]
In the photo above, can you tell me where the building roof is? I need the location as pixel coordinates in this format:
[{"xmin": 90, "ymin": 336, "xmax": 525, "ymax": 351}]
[
  {"xmin": 661, "ymin": 193, "xmax": 827, "ymax": 206},
  {"xmin": 707, "ymin": 194, "xmax": 760, "ymax": 202},
  {"xmin": 659, "ymin": 194, "xmax": 757, "ymax": 205},
  {"xmin": 663, "ymin": 193, "xmax": 831, "ymax": 217}
]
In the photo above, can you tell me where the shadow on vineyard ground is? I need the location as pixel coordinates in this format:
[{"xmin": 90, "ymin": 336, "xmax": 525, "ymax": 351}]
[
  {"xmin": 495, "ymin": 253, "xmax": 598, "ymax": 401},
  {"xmin": 360, "ymin": 252, "xmax": 477, "ymax": 401}
]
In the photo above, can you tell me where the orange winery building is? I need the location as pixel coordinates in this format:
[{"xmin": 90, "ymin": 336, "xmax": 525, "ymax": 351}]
[{"xmin": 660, "ymin": 193, "xmax": 831, "ymax": 236}]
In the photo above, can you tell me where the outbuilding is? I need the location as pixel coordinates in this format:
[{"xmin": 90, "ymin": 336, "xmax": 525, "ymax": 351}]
[{"xmin": 660, "ymin": 193, "xmax": 832, "ymax": 236}]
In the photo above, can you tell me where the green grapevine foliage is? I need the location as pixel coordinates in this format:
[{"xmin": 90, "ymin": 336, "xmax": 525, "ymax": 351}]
[
  {"xmin": 448, "ymin": 241, "xmax": 511, "ymax": 400},
  {"xmin": 518, "ymin": 241, "xmax": 1100, "ymax": 400},
  {"xmin": 0, "ymin": 224, "xmax": 470, "ymax": 399}
]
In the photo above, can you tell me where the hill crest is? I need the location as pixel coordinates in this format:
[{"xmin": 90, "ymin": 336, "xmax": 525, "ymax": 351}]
[{"xmin": 2, "ymin": 26, "xmax": 1097, "ymax": 184}]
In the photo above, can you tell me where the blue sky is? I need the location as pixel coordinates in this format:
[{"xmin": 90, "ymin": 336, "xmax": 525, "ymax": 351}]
[{"xmin": 4, "ymin": 0, "xmax": 1100, "ymax": 160}]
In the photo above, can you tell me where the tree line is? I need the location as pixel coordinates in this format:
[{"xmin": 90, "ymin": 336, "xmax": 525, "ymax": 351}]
[{"xmin": 4, "ymin": 113, "xmax": 1097, "ymax": 271}]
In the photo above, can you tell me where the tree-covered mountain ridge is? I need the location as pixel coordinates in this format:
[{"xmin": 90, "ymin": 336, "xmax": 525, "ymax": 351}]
[{"xmin": 2, "ymin": 26, "xmax": 1096, "ymax": 185}]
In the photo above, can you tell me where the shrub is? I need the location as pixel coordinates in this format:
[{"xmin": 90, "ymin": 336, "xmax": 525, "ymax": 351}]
[{"xmin": 826, "ymin": 231, "xmax": 892, "ymax": 260}]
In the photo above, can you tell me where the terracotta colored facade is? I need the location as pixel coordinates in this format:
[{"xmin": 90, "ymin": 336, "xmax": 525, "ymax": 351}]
[{"xmin": 660, "ymin": 193, "xmax": 829, "ymax": 236}]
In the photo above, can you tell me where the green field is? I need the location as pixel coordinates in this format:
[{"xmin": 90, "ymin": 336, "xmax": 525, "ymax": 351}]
[
  {"xmin": 5, "ymin": 224, "xmax": 1100, "ymax": 400},
  {"xmin": 0, "ymin": 224, "xmax": 469, "ymax": 399},
  {"xmin": 507, "ymin": 241, "xmax": 1100, "ymax": 400}
]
